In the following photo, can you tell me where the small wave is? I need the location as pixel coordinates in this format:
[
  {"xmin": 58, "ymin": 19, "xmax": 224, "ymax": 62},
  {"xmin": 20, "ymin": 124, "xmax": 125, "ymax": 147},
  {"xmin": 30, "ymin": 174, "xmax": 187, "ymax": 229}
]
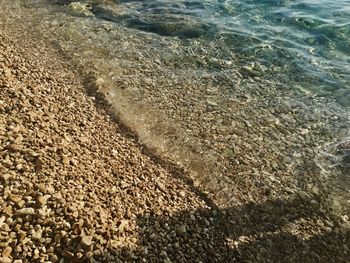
[
  {"xmin": 315, "ymin": 137, "xmax": 350, "ymax": 216},
  {"xmin": 316, "ymin": 138, "xmax": 350, "ymax": 175}
]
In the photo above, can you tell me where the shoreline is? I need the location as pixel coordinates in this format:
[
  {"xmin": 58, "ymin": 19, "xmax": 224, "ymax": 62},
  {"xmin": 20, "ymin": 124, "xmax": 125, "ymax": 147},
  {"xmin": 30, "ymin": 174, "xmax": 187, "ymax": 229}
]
[
  {"xmin": 0, "ymin": 22, "xmax": 223, "ymax": 263},
  {"xmin": 1, "ymin": 2, "xmax": 350, "ymax": 262}
]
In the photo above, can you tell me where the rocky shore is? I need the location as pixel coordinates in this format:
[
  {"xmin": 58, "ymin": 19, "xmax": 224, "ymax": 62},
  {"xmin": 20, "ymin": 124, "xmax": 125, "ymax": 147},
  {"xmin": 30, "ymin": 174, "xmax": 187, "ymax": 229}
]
[
  {"xmin": 0, "ymin": 25, "xmax": 225, "ymax": 262},
  {"xmin": 1, "ymin": 2, "xmax": 350, "ymax": 263}
]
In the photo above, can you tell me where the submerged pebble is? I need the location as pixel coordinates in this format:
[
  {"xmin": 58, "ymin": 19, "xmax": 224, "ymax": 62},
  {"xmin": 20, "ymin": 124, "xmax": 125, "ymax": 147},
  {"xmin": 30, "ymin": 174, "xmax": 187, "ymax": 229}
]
[{"xmin": 66, "ymin": 2, "xmax": 94, "ymax": 17}]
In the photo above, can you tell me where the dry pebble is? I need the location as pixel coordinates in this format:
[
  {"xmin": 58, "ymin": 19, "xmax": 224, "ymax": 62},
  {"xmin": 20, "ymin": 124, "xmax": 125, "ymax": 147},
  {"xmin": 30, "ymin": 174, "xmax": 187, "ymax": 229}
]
[
  {"xmin": 80, "ymin": 235, "xmax": 93, "ymax": 247},
  {"xmin": 0, "ymin": 257, "xmax": 11, "ymax": 263}
]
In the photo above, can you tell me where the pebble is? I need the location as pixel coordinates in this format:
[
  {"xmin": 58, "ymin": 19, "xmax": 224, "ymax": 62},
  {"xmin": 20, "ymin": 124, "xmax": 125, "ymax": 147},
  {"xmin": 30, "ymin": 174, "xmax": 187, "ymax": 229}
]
[
  {"xmin": 297, "ymin": 191, "xmax": 309, "ymax": 200},
  {"xmin": 66, "ymin": 2, "xmax": 94, "ymax": 17},
  {"xmin": 310, "ymin": 199, "xmax": 318, "ymax": 206},
  {"xmin": 32, "ymin": 230, "xmax": 43, "ymax": 241},
  {"xmin": 118, "ymin": 220, "xmax": 129, "ymax": 233},
  {"xmin": 2, "ymin": 247, "xmax": 12, "ymax": 257},
  {"xmin": 16, "ymin": 208, "xmax": 35, "ymax": 216},
  {"xmin": 178, "ymin": 191, "xmax": 186, "ymax": 198},
  {"xmin": 156, "ymin": 181, "xmax": 166, "ymax": 192},
  {"xmin": 206, "ymin": 100, "xmax": 218, "ymax": 107},
  {"xmin": 36, "ymin": 195, "xmax": 50, "ymax": 206},
  {"xmin": 325, "ymin": 227, "xmax": 332, "ymax": 233},
  {"xmin": 0, "ymin": 174, "xmax": 13, "ymax": 181},
  {"xmin": 9, "ymin": 194, "xmax": 22, "ymax": 203},
  {"xmin": 179, "ymin": 225, "xmax": 187, "ymax": 233},
  {"xmin": 0, "ymin": 257, "xmax": 11, "ymax": 263},
  {"xmin": 95, "ymin": 78, "xmax": 105, "ymax": 87},
  {"xmin": 80, "ymin": 235, "xmax": 93, "ymax": 247}
]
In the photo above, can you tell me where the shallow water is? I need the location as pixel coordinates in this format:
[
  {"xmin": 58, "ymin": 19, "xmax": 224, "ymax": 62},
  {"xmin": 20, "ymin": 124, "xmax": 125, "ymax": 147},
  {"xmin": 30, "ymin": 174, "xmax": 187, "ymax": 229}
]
[
  {"xmin": 65, "ymin": 0, "xmax": 350, "ymax": 104},
  {"xmin": 12, "ymin": 0, "xmax": 350, "ymax": 214}
]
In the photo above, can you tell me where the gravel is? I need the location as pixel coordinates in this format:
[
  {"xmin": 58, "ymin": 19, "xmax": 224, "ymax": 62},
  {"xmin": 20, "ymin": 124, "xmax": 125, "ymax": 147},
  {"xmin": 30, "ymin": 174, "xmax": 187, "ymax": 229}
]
[{"xmin": 1, "ymin": 1, "xmax": 350, "ymax": 262}]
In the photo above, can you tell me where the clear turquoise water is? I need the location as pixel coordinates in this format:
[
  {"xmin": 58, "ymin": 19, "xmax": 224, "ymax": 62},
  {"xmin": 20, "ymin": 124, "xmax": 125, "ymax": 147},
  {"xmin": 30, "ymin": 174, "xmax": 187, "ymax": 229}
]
[{"xmin": 91, "ymin": 0, "xmax": 350, "ymax": 105}]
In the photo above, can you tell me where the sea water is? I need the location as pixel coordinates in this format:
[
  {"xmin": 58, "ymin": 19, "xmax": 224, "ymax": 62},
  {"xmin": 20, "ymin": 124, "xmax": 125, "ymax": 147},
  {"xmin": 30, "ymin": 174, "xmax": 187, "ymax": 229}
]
[{"xmin": 91, "ymin": 0, "xmax": 350, "ymax": 103}]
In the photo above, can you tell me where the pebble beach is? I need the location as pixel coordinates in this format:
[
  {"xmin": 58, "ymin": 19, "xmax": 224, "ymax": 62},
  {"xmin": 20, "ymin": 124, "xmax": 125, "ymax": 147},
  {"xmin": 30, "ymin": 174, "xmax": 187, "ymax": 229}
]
[{"xmin": 1, "ymin": 1, "xmax": 350, "ymax": 262}]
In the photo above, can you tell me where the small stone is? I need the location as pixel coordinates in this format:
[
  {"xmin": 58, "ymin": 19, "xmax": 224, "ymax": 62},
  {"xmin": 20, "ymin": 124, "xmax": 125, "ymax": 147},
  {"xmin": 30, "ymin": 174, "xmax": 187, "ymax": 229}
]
[
  {"xmin": 341, "ymin": 215, "xmax": 349, "ymax": 223},
  {"xmin": 95, "ymin": 78, "xmax": 105, "ymax": 87},
  {"xmin": 80, "ymin": 235, "xmax": 93, "ymax": 247},
  {"xmin": 120, "ymin": 182, "xmax": 129, "ymax": 189},
  {"xmin": 52, "ymin": 192, "xmax": 63, "ymax": 203},
  {"xmin": 0, "ymin": 174, "xmax": 12, "ymax": 181},
  {"xmin": 85, "ymin": 252, "xmax": 93, "ymax": 259},
  {"xmin": 5, "ymin": 217, "xmax": 13, "ymax": 225},
  {"xmin": 297, "ymin": 191, "xmax": 309, "ymax": 200},
  {"xmin": 206, "ymin": 100, "xmax": 218, "ymax": 107},
  {"xmin": 311, "ymin": 186, "xmax": 320, "ymax": 195},
  {"xmin": 325, "ymin": 220, "xmax": 334, "ymax": 228},
  {"xmin": 2, "ymin": 246, "xmax": 12, "ymax": 257},
  {"xmin": 15, "ymin": 164, "xmax": 23, "ymax": 171},
  {"xmin": 36, "ymin": 195, "xmax": 51, "ymax": 206},
  {"xmin": 160, "ymin": 251, "xmax": 167, "ymax": 257},
  {"xmin": 292, "ymin": 152, "xmax": 302, "ymax": 158},
  {"xmin": 9, "ymin": 232, "xmax": 16, "ymax": 239},
  {"xmin": 62, "ymin": 250, "xmax": 74, "ymax": 258},
  {"xmin": 118, "ymin": 220, "xmax": 129, "ymax": 233},
  {"xmin": 241, "ymin": 65, "xmax": 259, "ymax": 77},
  {"xmin": 9, "ymin": 194, "xmax": 22, "ymax": 203},
  {"xmin": 325, "ymin": 227, "xmax": 332, "ymax": 234},
  {"xmin": 32, "ymin": 230, "xmax": 42, "ymax": 241},
  {"xmin": 179, "ymin": 225, "xmax": 187, "ymax": 233},
  {"xmin": 68, "ymin": 206, "xmax": 77, "ymax": 212},
  {"xmin": 2, "ymin": 207, "xmax": 12, "ymax": 216},
  {"xmin": 300, "ymin": 128, "xmax": 309, "ymax": 135},
  {"xmin": 156, "ymin": 181, "xmax": 166, "ymax": 192},
  {"xmin": 70, "ymin": 159, "xmax": 78, "ymax": 166},
  {"xmin": 79, "ymin": 136, "xmax": 89, "ymax": 143},
  {"xmin": 310, "ymin": 199, "xmax": 318, "ymax": 205},
  {"xmin": 67, "ymin": 2, "xmax": 94, "ymax": 17},
  {"xmin": 149, "ymin": 233, "xmax": 157, "ymax": 240},
  {"xmin": 16, "ymin": 207, "xmax": 35, "ymax": 216},
  {"xmin": 35, "ymin": 157, "xmax": 44, "ymax": 171},
  {"xmin": 62, "ymin": 155, "xmax": 70, "ymax": 165},
  {"xmin": 17, "ymin": 200, "xmax": 25, "ymax": 208},
  {"xmin": 178, "ymin": 191, "xmax": 186, "ymax": 198},
  {"xmin": 72, "ymin": 211, "xmax": 79, "ymax": 218},
  {"xmin": 0, "ymin": 257, "xmax": 11, "ymax": 263},
  {"xmin": 50, "ymin": 20, "xmax": 59, "ymax": 27}
]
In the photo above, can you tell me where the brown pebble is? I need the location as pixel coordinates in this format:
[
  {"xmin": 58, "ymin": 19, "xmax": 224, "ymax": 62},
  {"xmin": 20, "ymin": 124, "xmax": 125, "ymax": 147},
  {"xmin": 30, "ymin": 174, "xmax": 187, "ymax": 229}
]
[
  {"xmin": 0, "ymin": 174, "xmax": 13, "ymax": 181},
  {"xmin": 0, "ymin": 257, "xmax": 11, "ymax": 263},
  {"xmin": 178, "ymin": 191, "xmax": 186, "ymax": 198},
  {"xmin": 15, "ymin": 208, "xmax": 35, "ymax": 216},
  {"xmin": 35, "ymin": 157, "xmax": 44, "ymax": 171},
  {"xmin": 2, "ymin": 247, "xmax": 12, "ymax": 257},
  {"xmin": 9, "ymin": 194, "xmax": 22, "ymax": 203},
  {"xmin": 80, "ymin": 235, "xmax": 93, "ymax": 247},
  {"xmin": 36, "ymin": 195, "xmax": 50, "ymax": 206}
]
